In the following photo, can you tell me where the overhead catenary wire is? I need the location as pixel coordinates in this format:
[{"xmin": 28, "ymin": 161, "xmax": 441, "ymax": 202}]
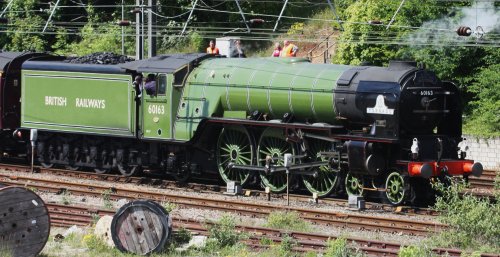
[{"xmin": 0, "ymin": 1, "xmax": 498, "ymax": 48}]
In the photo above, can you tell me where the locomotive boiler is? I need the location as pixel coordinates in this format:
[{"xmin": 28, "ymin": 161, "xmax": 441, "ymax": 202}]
[{"xmin": 0, "ymin": 52, "xmax": 482, "ymax": 205}]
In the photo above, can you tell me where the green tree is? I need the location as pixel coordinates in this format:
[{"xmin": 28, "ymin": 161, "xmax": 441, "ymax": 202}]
[
  {"xmin": 463, "ymin": 63, "xmax": 500, "ymax": 136},
  {"xmin": 3, "ymin": 0, "xmax": 47, "ymax": 51},
  {"xmin": 333, "ymin": 0, "xmax": 445, "ymax": 66}
]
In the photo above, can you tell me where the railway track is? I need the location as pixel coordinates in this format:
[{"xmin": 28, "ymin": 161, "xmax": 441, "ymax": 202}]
[
  {"xmin": 479, "ymin": 170, "xmax": 498, "ymax": 180},
  {"xmin": 469, "ymin": 170, "xmax": 498, "ymax": 189},
  {"xmin": 0, "ymin": 163, "xmax": 439, "ymax": 215},
  {"xmin": 0, "ymin": 171, "xmax": 445, "ymax": 237},
  {"xmin": 46, "ymin": 203, "xmax": 498, "ymax": 257}
]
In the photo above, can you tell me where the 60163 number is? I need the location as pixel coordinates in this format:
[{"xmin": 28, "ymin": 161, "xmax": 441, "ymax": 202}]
[
  {"xmin": 420, "ymin": 90, "xmax": 434, "ymax": 96},
  {"xmin": 148, "ymin": 104, "xmax": 165, "ymax": 115}
]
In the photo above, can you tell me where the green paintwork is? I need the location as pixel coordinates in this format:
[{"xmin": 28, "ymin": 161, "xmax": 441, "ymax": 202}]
[
  {"xmin": 141, "ymin": 74, "xmax": 170, "ymax": 139},
  {"xmin": 345, "ymin": 174, "xmax": 364, "ymax": 196},
  {"xmin": 21, "ymin": 57, "xmax": 352, "ymax": 143},
  {"xmin": 174, "ymin": 57, "xmax": 352, "ymax": 141},
  {"xmin": 21, "ymin": 70, "xmax": 135, "ymax": 137},
  {"xmin": 385, "ymin": 172, "xmax": 406, "ymax": 204}
]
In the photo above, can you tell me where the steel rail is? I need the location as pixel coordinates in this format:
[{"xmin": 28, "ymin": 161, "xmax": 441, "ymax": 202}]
[
  {"xmin": 45, "ymin": 203, "xmax": 498, "ymax": 257},
  {"xmin": 0, "ymin": 173, "xmax": 445, "ymax": 236},
  {"xmin": 0, "ymin": 163, "xmax": 439, "ymax": 215}
]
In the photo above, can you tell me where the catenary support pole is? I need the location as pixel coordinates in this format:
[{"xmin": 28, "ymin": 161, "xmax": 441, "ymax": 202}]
[
  {"xmin": 43, "ymin": 0, "xmax": 61, "ymax": 32},
  {"xmin": 148, "ymin": 0, "xmax": 157, "ymax": 58},
  {"xmin": 273, "ymin": 0, "xmax": 288, "ymax": 32},
  {"xmin": 122, "ymin": 0, "xmax": 125, "ymax": 55},
  {"xmin": 0, "ymin": 0, "xmax": 14, "ymax": 17},
  {"xmin": 234, "ymin": 0, "xmax": 250, "ymax": 33},
  {"xmin": 136, "ymin": 0, "xmax": 143, "ymax": 60},
  {"xmin": 181, "ymin": 0, "xmax": 199, "ymax": 35},
  {"xmin": 386, "ymin": 0, "xmax": 406, "ymax": 30},
  {"xmin": 326, "ymin": 0, "xmax": 344, "ymax": 31}
]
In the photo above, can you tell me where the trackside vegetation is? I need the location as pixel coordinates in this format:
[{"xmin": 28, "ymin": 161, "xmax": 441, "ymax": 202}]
[
  {"xmin": 396, "ymin": 178, "xmax": 500, "ymax": 257},
  {"xmin": 39, "ymin": 180, "xmax": 500, "ymax": 256}
]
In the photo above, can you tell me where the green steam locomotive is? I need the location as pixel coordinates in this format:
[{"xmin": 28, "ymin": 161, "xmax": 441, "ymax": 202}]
[{"xmin": 0, "ymin": 52, "xmax": 482, "ymax": 205}]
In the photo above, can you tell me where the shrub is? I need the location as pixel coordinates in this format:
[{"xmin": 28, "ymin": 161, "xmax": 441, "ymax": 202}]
[
  {"xmin": 398, "ymin": 245, "xmax": 436, "ymax": 257},
  {"xmin": 431, "ymin": 181, "xmax": 500, "ymax": 252},
  {"xmin": 101, "ymin": 189, "xmax": 113, "ymax": 210},
  {"xmin": 172, "ymin": 227, "xmax": 192, "ymax": 246},
  {"xmin": 205, "ymin": 215, "xmax": 244, "ymax": 251},
  {"xmin": 265, "ymin": 211, "xmax": 310, "ymax": 232},
  {"xmin": 324, "ymin": 237, "xmax": 365, "ymax": 257},
  {"xmin": 277, "ymin": 234, "xmax": 298, "ymax": 257}
]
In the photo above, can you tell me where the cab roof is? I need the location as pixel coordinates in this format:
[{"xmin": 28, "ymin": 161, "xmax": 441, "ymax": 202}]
[{"xmin": 119, "ymin": 53, "xmax": 211, "ymax": 74}]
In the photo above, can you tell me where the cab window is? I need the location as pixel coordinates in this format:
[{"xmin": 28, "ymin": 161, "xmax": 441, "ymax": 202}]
[{"xmin": 158, "ymin": 74, "xmax": 167, "ymax": 95}]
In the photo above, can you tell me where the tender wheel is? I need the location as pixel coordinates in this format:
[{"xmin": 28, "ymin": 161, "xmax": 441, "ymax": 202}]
[
  {"xmin": 216, "ymin": 126, "xmax": 254, "ymax": 186},
  {"xmin": 117, "ymin": 164, "xmax": 139, "ymax": 176},
  {"xmin": 94, "ymin": 147, "xmax": 113, "ymax": 174},
  {"xmin": 345, "ymin": 173, "xmax": 364, "ymax": 197},
  {"xmin": 39, "ymin": 141, "xmax": 55, "ymax": 168},
  {"xmin": 40, "ymin": 162, "xmax": 54, "ymax": 168},
  {"xmin": 65, "ymin": 164, "xmax": 80, "ymax": 171},
  {"xmin": 94, "ymin": 167, "xmax": 111, "ymax": 174},
  {"xmin": 385, "ymin": 172, "xmax": 408, "ymax": 205},
  {"xmin": 257, "ymin": 128, "xmax": 295, "ymax": 193},
  {"xmin": 302, "ymin": 139, "xmax": 338, "ymax": 198}
]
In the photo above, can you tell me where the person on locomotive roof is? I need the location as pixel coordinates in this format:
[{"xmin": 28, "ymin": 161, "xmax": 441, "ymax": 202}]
[
  {"xmin": 144, "ymin": 74, "xmax": 156, "ymax": 96},
  {"xmin": 281, "ymin": 40, "xmax": 298, "ymax": 57},
  {"xmin": 272, "ymin": 42, "xmax": 282, "ymax": 57},
  {"xmin": 206, "ymin": 40, "xmax": 220, "ymax": 55},
  {"xmin": 230, "ymin": 40, "xmax": 246, "ymax": 58}
]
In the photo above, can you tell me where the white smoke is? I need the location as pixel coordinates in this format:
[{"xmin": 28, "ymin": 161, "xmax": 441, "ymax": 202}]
[
  {"xmin": 408, "ymin": 2, "xmax": 499, "ymax": 45},
  {"xmin": 460, "ymin": 1, "xmax": 499, "ymax": 33}
]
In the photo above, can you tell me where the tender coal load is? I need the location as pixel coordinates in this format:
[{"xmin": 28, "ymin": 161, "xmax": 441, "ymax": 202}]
[{"xmin": 65, "ymin": 52, "xmax": 134, "ymax": 64}]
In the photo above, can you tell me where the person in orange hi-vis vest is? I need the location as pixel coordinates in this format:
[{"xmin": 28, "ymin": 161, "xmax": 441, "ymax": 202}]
[
  {"xmin": 281, "ymin": 40, "xmax": 298, "ymax": 57},
  {"xmin": 206, "ymin": 40, "xmax": 220, "ymax": 55}
]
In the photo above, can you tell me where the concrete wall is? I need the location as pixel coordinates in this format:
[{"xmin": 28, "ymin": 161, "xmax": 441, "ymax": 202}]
[{"xmin": 464, "ymin": 135, "xmax": 500, "ymax": 171}]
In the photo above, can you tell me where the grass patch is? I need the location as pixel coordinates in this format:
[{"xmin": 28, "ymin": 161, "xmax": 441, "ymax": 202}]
[
  {"xmin": 60, "ymin": 190, "xmax": 72, "ymax": 205},
  {"xmin": 162, "ymin": 201, "xmax": 177, "ymax": 213},
  {"xmin": 265, "ymin": 211, "xmax": 311, "ymax": 232},
  {"xmin": 323, "ymin": 237, "xmax": 365, "ymax": 257},
  {"xmin": 398, "ymin": 244, "xmax": 436, "ymax": 257},
  {"xmin": 101, "ymin": 189, "xmax": 113, "ymax": 210}
]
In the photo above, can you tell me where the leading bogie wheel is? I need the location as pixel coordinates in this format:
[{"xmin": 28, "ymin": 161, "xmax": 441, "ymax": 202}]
[
  {"xmin": 216, "ymin": 125, "xmax": 254, "ymax": 186},
  {"xmin": 345, "ymin": 173, "xmax": 364, "ymax": 197},
  {"xmin": 302, "ymin": 139, "xmax": 339, "ymax": 198},
  {"xmin": 385, "ymin": 171, "xmax": 408, "ymax": 205},
  {"xmin": 257, "ymin": 128, "xmax": 295, "ymax": 193}
]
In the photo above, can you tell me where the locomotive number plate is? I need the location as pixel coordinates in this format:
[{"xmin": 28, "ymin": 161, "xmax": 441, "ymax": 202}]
[
  {"xmin": 420, "ymin": 90, "xmax": 434, "ymax": 96},
  {"xmin": 148, "ymin": 104, "xmax": 165, "ymax": 115}
]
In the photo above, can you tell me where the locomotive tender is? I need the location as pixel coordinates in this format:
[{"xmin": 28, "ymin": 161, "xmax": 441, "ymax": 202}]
[{"xmin": 0, "ymin": 51, "xmax": 482, "ymax": 205}]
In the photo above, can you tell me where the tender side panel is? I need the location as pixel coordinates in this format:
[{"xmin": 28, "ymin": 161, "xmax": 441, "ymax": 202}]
[{"xmin": 21, "ymin": 70, "xmax": 135, "ymax": 137}]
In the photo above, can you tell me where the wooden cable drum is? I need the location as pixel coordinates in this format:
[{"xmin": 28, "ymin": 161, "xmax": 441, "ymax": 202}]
[
  {"xmin": 111, "ymin": 200, "xmax": 172, "ymax": 255},
  {"xmin": 0, "ymin": 186, "xmax": 50, "ymax": 257}
]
